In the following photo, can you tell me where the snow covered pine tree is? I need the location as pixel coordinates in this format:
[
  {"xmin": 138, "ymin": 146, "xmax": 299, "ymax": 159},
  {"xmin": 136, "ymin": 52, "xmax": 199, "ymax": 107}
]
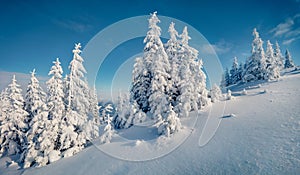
[
  {"xmin": 265, "ymin": 40, "xmax": 280, "ymax": 80},
  {"xmin": 129, "ymin": 12, "xmax": 208, "ymax": 137},
  {"xmin": 100, "ymin": 116, "xmax": 114, "ymax": 144},
  {"xmin": 284, "ymin": 49, "xmax": 295, "ymax": 69},
  {"xmin": 61, "ymin": 43, "xmax": 98, "ymax": 157},
  {"xmin": 210, "ymin": 84, "xmax": 222, "ymax": 103},
  {"xmin": 243, "ymin": 28, "xmax": 267, "ymax": 82},
  {"xmin": 22, "ymin": 69, "xmax": 60, "ymax": 168},
  {"xmin": 0, "ymin": 76, "xmax": 28, "ymax": 156},
  {"xmin": 0, "ymin": 88, "xmax": 10, "ymax": 156},
  {"xmin": 274, "ymin": 41, "xmax": 284, "ymax": 70},
  {"xmin": 176, "ymin": 26, "xmax": 208, "ymax": 117},
  {"xmin": 230, "ymin": 57, "xmax": 239, "ymax": 84},
  {"xmin": 46, "ymin": 58, "xmax": 65, "ymax": 152}
]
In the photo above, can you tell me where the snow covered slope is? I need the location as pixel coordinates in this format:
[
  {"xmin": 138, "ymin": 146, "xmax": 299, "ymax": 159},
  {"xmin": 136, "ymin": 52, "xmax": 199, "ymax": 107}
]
[{"xmin": 1, "ymin": 71, "xmax": 299, "ymax": 175}]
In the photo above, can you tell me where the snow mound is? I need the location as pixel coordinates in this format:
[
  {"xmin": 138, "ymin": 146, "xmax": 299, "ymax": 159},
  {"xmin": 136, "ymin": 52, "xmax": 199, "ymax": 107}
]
[
  {"xmin": 242, "ymin": 88, "xmax": 247, "ymax": 95},
  {"xmin": 48, "ymin": 150, "xmax": 60, "ymax": 163},
  {"xmin": 135, "ymin": 140, "xmax": 143, "ymax": 146}
]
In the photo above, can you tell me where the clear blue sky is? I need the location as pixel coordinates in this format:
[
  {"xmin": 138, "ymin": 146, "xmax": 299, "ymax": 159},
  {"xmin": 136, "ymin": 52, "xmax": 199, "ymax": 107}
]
[{"xmin": 0, "ymin": 0, "xmax": 300, "ymax": 98}]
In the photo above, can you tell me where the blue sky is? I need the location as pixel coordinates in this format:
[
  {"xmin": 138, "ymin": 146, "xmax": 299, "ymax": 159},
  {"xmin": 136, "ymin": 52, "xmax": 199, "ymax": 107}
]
[{"xmin": 0, "ymin": 0, "xmax": 300, "ymax": 99}]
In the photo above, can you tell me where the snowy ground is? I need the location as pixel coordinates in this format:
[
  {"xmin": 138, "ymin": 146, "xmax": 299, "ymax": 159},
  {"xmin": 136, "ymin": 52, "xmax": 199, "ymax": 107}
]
[{"xmin": 1, "ymin": 71, "xmax": 299, "ymax": 175}]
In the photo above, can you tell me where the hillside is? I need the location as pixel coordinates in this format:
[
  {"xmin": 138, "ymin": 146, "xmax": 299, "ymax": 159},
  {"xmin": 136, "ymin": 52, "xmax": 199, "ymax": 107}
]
[{"xmin": 1, "ymin": 70, "xmax": 299, "ymax": 175}]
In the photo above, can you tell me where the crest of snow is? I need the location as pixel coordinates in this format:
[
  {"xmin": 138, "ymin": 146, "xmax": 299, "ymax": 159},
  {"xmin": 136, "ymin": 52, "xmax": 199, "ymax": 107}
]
[{"xmin": 135, "ymin": 140, "xmax": 143, "ymax": 146}]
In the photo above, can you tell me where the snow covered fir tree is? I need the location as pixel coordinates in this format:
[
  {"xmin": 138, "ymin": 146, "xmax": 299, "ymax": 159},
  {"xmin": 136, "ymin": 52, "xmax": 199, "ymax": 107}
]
[
  {"xmin": 284, "ymin": 49, "xmax": 295, "ymax": 69},
  {"xmin": 0, "ymin": 75, "xmax": 28, "ymax": 157},
  {"xmin": 222, "ymin": 28, "xmax": 297, "ymax": 88},
  {"xmin": 0, "ymin": 43, "xmax": 100, "ymax": 168},
  {"xmin": 116, "ymin": 12, "xmax": 209, "ymax": 136}
]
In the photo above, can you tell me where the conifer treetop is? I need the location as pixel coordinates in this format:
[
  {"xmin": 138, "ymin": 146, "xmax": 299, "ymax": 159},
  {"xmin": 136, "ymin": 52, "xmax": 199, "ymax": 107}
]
[
  {"xmin": 181, "ymin": 26, "xmax": 191, "ymax": 46},
  {"xmin": 168, "ymin": 22, "xmax": 178, "ymax": 42}
]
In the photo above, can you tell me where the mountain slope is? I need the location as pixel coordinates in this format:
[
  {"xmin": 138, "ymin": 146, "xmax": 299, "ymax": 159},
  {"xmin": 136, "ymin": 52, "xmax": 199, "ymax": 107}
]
[{"xmin": 1, "ymin": 71, "xmax": 299, "ymax": 175}]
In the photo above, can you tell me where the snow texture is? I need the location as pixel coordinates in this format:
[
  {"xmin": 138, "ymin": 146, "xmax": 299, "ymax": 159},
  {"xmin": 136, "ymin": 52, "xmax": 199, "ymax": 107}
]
[{"xmin": 4, "ymin": 70, "xmax": 298, "ymax": 175}]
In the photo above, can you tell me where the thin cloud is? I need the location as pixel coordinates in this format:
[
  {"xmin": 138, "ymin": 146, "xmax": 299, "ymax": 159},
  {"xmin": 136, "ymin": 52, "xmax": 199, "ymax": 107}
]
[
  {"xmin": 200, "ymin": 44, "xmax": 215, "ymax": 55},
  {"xmin": 0, "ymin": 71, "xmax": 48, "ymax": 94},
  {"xmin": 283, "ymin": 36, "xmax": 300, "ymax": 45},
  {"xmin": 270, "ymin": 13, "xmax": 300, "ymax": 45},
  {"xmin": 241, "ymin": 52, "xmax": 250, "ymax": 57},
  {"xmin": 286, "ymin": 28, "xmax": 300, "ymax": 37},
  {"xmin": 200, "ymin": 40, "xmax": 232, "ymax": 55},
  {"xmin": 270, "ymin": 18, "xmax": 294, "ymax": 37},
  {"xmin": 53, "ymin": 19, "xmax": 93, "ymax": 33}
]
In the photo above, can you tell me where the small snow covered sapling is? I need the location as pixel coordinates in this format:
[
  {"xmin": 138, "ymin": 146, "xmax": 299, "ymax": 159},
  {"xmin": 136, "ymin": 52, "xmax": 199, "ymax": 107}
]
[
  {"xmin": 100, "ymin": 116, "xmax": 114, "ymax": 144},
  {"xmin": 227, "ymin": 90, "xmax": 232, "ymax": 100},
  {"xmin": 158, "ymin": 104, "xmax": 181, "ymax": 137},
  {"xmin": 210, "ymin": 84, "xmax": 222, "ymax": 102},
  {"xmin": 242, "ymin": 88, "xmax": 247, "ymax": 95},
  {"xmin": 263, "ymin": 89, "xmax": 268, "ymax": 93}
]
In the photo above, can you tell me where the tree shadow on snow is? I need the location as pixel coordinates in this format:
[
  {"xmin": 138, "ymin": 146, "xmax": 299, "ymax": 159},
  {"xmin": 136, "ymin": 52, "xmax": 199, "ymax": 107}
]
[
  {"xmin": 117, "ymin": 125, "xmax": 158, "ymax": 141},
  {"xmin": 220, "ymin": 114, "xmax": 236, "ymax": 119}
]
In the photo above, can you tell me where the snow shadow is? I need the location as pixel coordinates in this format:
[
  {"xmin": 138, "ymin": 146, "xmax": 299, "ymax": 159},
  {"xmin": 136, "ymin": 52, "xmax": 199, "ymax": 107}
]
[
  {"xmin": 228, "ymin": 80, "xmax": 266, "ymax": 93},
  {"xmin": 243, "ymin": 90, "xmax": 267, "ymax": 97},
  {"xmin": 117, "ymin": 125, "xmax": 158, "ymax": 141},
  {"xmin": 220, "ymin": 114, "xmax": 236, "ymax": 119},
  {"xmin": 281, "ymin": 67, "xmax": 300, "ymax": 76},
  {"xmin": 220, "ymin": 115, "xmax": 233, "ymax": 119}
]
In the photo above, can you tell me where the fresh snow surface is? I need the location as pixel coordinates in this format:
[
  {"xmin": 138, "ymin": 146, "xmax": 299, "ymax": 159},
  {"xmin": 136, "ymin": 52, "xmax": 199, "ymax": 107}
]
[{"xmin": 1, "ymin": 72, "xmax": 300, "ymax": 175}]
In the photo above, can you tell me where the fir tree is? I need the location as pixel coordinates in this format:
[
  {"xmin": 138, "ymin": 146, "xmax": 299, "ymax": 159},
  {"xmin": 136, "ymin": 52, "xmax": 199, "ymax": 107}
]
[
  {"xmin": 193, "ymin": 58, "xmax": 209, "ymax": 109},
  {"xmin": 130, "ymin": 57, "xmax": 150, "ymax": 113},
  {"xmin": 274, "ymin": 41, "xmax": 284, "ymax": 70},
  {"xmin": 0, "ymin": 88, "xmax": 9, "ymax": 156},
  {"xmin": 63, "ymin": 74, "xmax": 70, "ymax": 110},
  {"xmin": 143, "ymin": 12, "xmax": 171, "ymax": 122},
  {"xmin": 62, "ymin": 43, "xmax": 92, "ymax": 157},
  {"xmin": 265, "ymin": 40, "xmax": 280, "ymax": 80},
  {"xmin": 158, "ymin": 104, "xmax": 181, "ymax": 137},
  {"xmin": 100, "ymin": 117, "xmax": 114, "ymax": 144},
  {"xmin": 222, "ymin": 68, "xmax": 230, "ymax": 87},
  {"xmin": 59, "ymin": 109, "xmax": 79, "ymax": 158},
  {"xmin": 243, "ymin": 28, "xmax": 267, "ymax": 82},
  {"xmin": 176, "ymin": 26, "xmax": 208, "ymax": 117},
  {"xmin": 22, "ymin": 69, "xmax": 51, "ymax": 167},
  {"xmin": 114, "ymin": 93, "xmax": 131, "ymax": 129},
  {"xmin": 87, "ymin": 86, "xmax": 100, "ymax": 139},
  {"xmin": 165, "ymin": 22, "xmax": 181, "ymax": 106},
  {"xmin": 284, "ymin": 49, "xmax": 295, "ymax": 69},
  {"xmin": 0, "ymin": 88, "xmax": 9, "ymax": 125},
  {"xmin": 210, "ymin": 84, "xmax": 222, "ymax": 103},
  {"xmin": 25, "ymin": 69, "xmax": 47, "ymax": 124},
  {"xmin": 237, "ymin": 62, "xmax": 244, "ymax": 82},
  {"xmin": 132, "ymin": 104, "xmax": 147, "ymax": 125},
  {"xmin": 67, "ymin": 43, "xmax": 90, "ymax": 115},
  {"xmin": 230, "ymin": 57, "xmax": 239, "ymax": 84},
  {"xmin": 220, "ymin": 73, "xmax": 227, "ymax": 88},
  {"xmin": 0, "ymin": 75, "xmax": 28, "ymax": 156},
  {"xmin": 89, "ymin": 86, "xmax": 100, "ymax": 125},
  {"xmin": 46, "ymin": 58, "xmax": 65, "ymax": 150}
]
